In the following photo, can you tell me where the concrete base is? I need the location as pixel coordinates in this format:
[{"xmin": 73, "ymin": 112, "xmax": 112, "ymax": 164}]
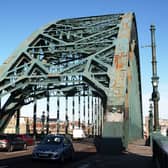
[
  {"xmin": 98, "ymin": 121, "xmax": 123, "ymax": 155},
  {"xmin": 99, "ymin": 137, "xmax": 123, "ymax": 155}
]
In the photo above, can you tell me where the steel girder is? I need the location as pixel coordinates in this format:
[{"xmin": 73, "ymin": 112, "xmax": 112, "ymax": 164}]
[{"xmin": 0, "ymin": 12, "xmax": 143, "ymax": 146}]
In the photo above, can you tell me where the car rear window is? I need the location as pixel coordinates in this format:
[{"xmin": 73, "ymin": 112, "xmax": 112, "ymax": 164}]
[
  {"xmin": 43, "ymin": 136, "xmax": 62, "ymax": 145},
  {"xmin": 0, "ymin": 135, "xmax": 7, "ymax": 140},
  {"xmin": 0, "ymin": 134, "xmax": 16, "ymax": 140}
]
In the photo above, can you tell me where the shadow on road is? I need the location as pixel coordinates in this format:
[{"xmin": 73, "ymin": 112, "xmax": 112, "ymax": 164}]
[
  {"xmin": 0, "ymin": 151, "xmax": 157, "ymax": 168},
  {"xmin": 0, "ymin": 138, "xmax": 156, "ymax": 168},
  {"xmin": 0, "ymin": 151, "xmax": 97, "ymax": 168}
]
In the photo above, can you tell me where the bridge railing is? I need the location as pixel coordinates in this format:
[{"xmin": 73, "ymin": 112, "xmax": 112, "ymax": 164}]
[{"xmin": 152, "ymin": 132, "xmax": 168, "ymax": 168}]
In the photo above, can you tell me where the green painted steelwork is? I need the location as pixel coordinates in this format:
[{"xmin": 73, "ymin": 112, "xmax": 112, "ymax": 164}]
[
  {"xmin": 15, "ymin": 109, "xmax": 20, "ymax": 134},
  {"xmin": 0, "ymin": 13, "xmax": 143, "ymax": 150}
]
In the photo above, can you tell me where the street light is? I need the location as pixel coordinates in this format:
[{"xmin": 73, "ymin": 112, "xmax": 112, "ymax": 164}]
[
  {"xmin": 150, "ymin": 25, "xmax": 160, "ymax": 131},
  {"xmin": 148, "ymin": 99, "xmax": 153, "ymax": 146}
]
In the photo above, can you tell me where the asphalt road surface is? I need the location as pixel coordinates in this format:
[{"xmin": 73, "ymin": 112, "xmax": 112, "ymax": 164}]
[{"xmin": 0, "ymin": 140, "xmax": 97, "ymax": 168}]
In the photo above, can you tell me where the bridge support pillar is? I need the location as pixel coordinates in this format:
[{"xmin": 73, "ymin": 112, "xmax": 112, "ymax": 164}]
[
  {"xmin": 98, "ymin": 121, "xmax": 123, "ymax": 155},
  {"xmin": 96, "ymin": 104, "xmax": 125, "ymax": 154}
]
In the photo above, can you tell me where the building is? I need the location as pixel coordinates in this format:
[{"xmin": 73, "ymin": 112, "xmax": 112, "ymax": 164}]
[
  {"xmin": 144, "ymin": 116, "xmax": 168, "ymax": 137},
  {"xmin": 4, "ymin": 115, "xmax": 89, "ymax": 135}
]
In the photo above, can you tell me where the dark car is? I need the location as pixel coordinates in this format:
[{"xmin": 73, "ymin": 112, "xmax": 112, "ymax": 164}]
[
  {"xmin": 17, "ymin": 134, "xmax": 35, "ymax": 146},
  {"xmin": 0, "ymin": 134, "xmax": 27, "ymax": 152},
  {"xmin": 32, "ymin": 134, "xmax": 74, "ymax": 162}
]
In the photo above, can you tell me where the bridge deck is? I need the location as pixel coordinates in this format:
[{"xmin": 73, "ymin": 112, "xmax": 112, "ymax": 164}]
[{"xmin": 74, "ymin": 139, "xmax": 156, "ymax": 168}]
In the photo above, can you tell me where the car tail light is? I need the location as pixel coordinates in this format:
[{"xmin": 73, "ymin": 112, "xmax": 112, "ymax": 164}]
[{"xmin": 1, "ymin": 139, "xmax": 9, "ymax": 144}]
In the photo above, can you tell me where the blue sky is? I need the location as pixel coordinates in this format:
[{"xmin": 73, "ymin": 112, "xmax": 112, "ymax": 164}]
[{"xmin": 0, "ymin": 0, "xmax": 167, "ymax": 119}]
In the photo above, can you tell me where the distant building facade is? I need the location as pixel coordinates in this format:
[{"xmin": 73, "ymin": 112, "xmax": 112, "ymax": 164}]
[
  {"xmin": 144, "ymin": 116, "xmax": 168, "ymax": 137},
  {"xmin": 4, "ymin": 115, "xmax": 90, "ymax": 135}
]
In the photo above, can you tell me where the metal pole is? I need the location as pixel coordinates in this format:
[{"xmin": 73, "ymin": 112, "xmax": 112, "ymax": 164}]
[
  {"xmin": 78, "ymin": 91, "xmax": 81, "ymax": 128},
  {"xmin": 87, "ymin": 88, "xmax": 90, "ymax": 135},
  {"xmin": 26, "ymin": 117, "xmax": 30, "ymax": 134},
  {"xmin": 65, "ymin": 96, "xmax": 69, "ymax": 134},
  {"xmin": 150, "ymin": 25, "xmax": 160, "ymax": 131},
  {"xmin": 56, "ymin": 93, "xmax": 60, "ymax": 134},
  {"xmin": 72, "ymin": 95, "xmax": 75, "ymax": 130},
  {"xmin": 72, "ymin": 77, "xmax": 75, "ymax": 130},
  {"xmin": 83, "ymin": 85, "xmax": 86, "ymax": 131},
  {"xmin": 151, "ymin": 25, "xmax": 157, "ymax": 77},
  {"xmin": 94, "ymin": 97, "xmax": 97, "ymax": 136},
  {"xmin": 78, "ymin": 76, "xmax": 81, "ymax": 129},
  {"xmin": 91, "ymin": 95, "xmax": 94, "ymax": 136},
  {"xmin": 46, "ymin": 94, "xmax": 50, "ymax": 134},
  {"xmin": 15, "ymin": 109, "xmax": 20, "ymax": 134},
  {"xmin": 98, "ymin": 97, "xmax": 100, "ymax": 135},
  {"xmin": 33, "ymin": 97, "xmax": 37, "ymax": 139},
  {"xmin": 148, "ymin": 100, "xmax": 153, "ymax": 146},
  {"xmin": 41, "ymin": 111, "xmax": 45, "ymax": 135},
  {"xmin": 101, "ymin": 99, "xmax": 104, "ymax": 136},
  {"xmin": 65, "ymin": 76, "xmax": 69, "ymax": 134}
]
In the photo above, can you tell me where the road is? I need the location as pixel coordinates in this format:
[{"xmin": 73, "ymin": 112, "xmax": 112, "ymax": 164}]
[{"xmin": 0, "ymin": 140, "xmax": 97, "ymax": 168}]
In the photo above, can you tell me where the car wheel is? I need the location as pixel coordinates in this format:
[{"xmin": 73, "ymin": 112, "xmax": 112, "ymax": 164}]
[
  {"xmin": 8, "ymin": 145, "xmax": 14, "ymax": 152},
  {"xmin": 60, "ymin": 154, "xmax": 65, "ymax": 163},
  {"xmin": 70, "ymin": 151, "xmax": 75, "ymax": 161}
]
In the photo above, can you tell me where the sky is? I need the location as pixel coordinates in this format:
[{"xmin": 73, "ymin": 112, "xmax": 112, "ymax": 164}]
[{"xmin": 0, "ymin": 0, "xmax": 167, "ymax": 120}]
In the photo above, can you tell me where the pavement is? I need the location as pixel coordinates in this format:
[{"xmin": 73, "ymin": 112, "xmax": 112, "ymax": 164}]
[{"xmin": 72, "ymin": 139, "xmax": 156, "ymax": 168}]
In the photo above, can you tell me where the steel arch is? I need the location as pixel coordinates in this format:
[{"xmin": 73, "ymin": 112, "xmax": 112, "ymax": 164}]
[{"xmin": 0, "ymin": 13, "xmax": 143, "ymax": 150}]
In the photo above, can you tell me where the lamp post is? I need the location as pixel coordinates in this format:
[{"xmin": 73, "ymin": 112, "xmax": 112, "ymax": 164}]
[
  {"xmin": 150, "ymin": 25, "xmax": 160, "ymax": 131},
  {"xmin": 148, "ymin": 99, "xmax": 153, "ymax": 146}
]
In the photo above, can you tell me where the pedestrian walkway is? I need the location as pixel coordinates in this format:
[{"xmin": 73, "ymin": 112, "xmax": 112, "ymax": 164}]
[{"xmin": 73, "ymin": 139, "xmax": 156, "ymax": 168}]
